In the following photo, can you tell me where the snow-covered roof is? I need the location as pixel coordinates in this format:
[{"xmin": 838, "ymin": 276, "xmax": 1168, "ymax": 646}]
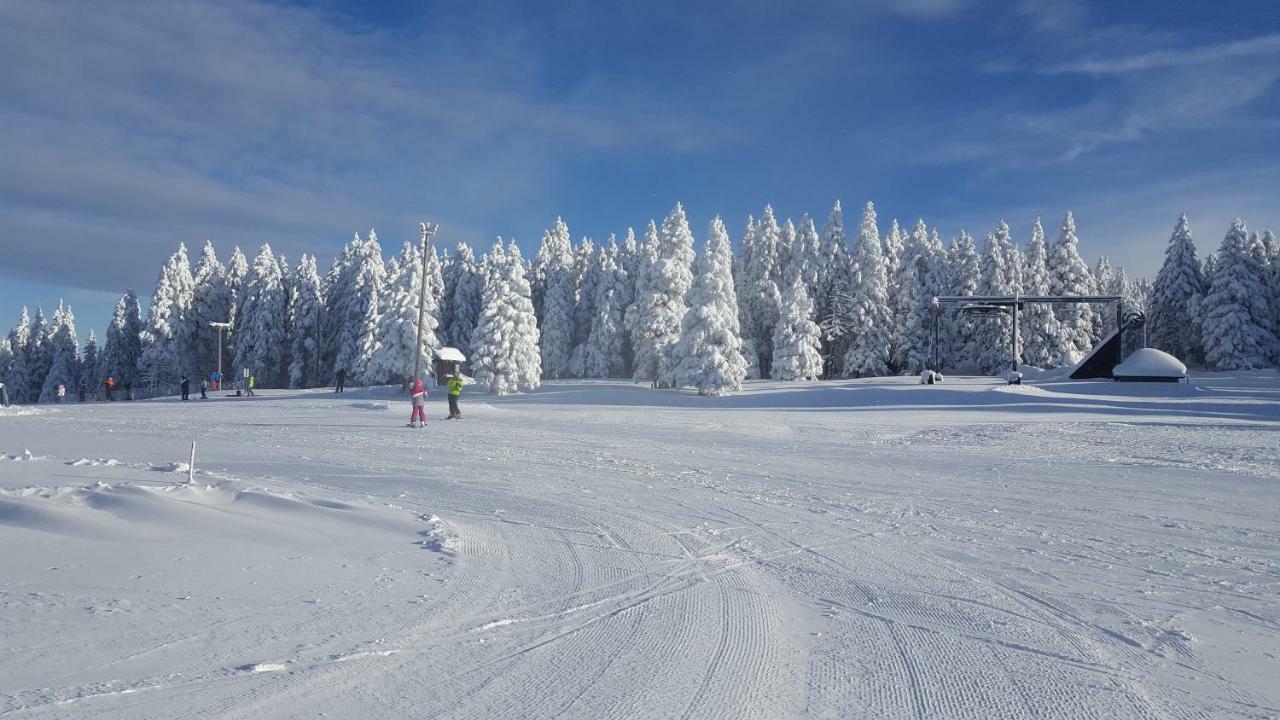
[
  {"xmin": 436, "ymin": 347, "xmax": 466, "ymax": 362},
  {"xmin": 1113, "ymin": 348, "xmax": 1187, "ymax": 378}
]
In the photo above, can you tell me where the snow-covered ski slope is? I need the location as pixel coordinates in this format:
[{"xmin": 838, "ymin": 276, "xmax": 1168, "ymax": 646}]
[{"xmin": 1, "ymin": 373, "xmax": 1277, "ymax": 719}]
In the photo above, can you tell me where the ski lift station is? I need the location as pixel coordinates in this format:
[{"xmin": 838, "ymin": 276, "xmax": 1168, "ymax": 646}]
[{"xmin": 932, "ymin": 294, "xmax": 1170, "ymax": 382}]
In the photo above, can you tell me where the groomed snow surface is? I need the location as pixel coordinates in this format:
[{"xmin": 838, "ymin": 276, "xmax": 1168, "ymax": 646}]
[{"xmin": 1, "ymin": 373, "xmax": 1278, "ymax": 719}]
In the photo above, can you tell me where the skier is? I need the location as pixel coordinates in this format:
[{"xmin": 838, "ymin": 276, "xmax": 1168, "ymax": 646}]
[
  {"xmin": 447, "ymin": 373, "xmax": 463, "ymax": 419},
  {"xmin": 200, "ymin": 378, "xmax": 208, "ymax": 399},
  {"xmin": 335, "ymin": 368, "xmax": 346, "ymax": 393},
  {"xmin": 246, "ymin": 375, "xmax": 256, "ymax": 397},
  {"xmin": 408, "ymin": 379, "xmax": 428, "ymax": 428},
  {"xmin": 104, "ymin": 376, "xmax": 115, "ymax": 401},
  {"xmin": 56, "ymin": 384, "xmax": 66, "ymax": 403},
  {"xmin": 210, "ymin": 370, "xmax": 220, "ymax": 391},
  {"xmin": 78, "ymin": 381, "xmax": 86, "ymax": 403},
  {"xmin": 180, "ymin": 376, "xmax": 190, "ymax": 401}
]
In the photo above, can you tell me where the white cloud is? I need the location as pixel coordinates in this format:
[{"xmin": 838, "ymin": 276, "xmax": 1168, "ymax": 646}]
[
  {"xmin": 0, "ymin": 0, "xmax": 736, "ymax": 293},
  {"xmin": 1043, "ymin": 32, "xmax": 1280, "ymax": 75}
]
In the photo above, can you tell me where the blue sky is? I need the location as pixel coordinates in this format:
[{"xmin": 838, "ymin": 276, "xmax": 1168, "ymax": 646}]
[{"xmin": 2, "ymin": 0, "xmax": 1278, "ymax": 339}]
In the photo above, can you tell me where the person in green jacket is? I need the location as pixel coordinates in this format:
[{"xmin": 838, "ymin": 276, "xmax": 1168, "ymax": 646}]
[
  {"xmin": 447, "ymin": 374, "xmax": 463, "ymax": 419},
  {"xmin": 246, "ymin": 374, "xmax": 256, "ymax": 397}
]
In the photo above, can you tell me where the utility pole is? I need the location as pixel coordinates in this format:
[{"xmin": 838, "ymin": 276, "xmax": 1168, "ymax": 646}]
[
  {"xmin": 413, "ymin": 221, "xmax": 440, "ymax": 384},
  {"xmin": 209, "ymin": 321, "xmax": 232, "ymax": 389}
]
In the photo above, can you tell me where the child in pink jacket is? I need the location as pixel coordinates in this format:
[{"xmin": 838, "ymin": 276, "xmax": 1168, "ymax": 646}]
[{"xmin": 408, "ymin": 379, "xmax": 428, "ymax": 428}]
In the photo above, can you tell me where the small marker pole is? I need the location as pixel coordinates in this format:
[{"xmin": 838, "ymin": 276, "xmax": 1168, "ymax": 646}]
[{"xmin": 188, "ymin": 441, "xmax": 196, "ymax": 484}]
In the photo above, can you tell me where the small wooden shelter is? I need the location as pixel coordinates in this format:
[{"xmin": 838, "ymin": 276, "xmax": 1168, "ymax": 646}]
[{"xmin": 433, "ymin": 347, "xmax": 466, "ymax": 386}]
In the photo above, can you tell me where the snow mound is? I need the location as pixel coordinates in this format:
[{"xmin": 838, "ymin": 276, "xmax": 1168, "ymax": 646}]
[
  {"xmin": 0, "ymin": 448, "xmax": 39, "ymax": 461},
  {"xmin": 1113, "ymin": 348, "xmax": 1187, "ymax": 379},
  {"xmin": 150, "ymin": 462, "xmax": 191, "ymax": 474},
  {"xmin": 417, "ymin": 514, "xmax": 460, "ymax": 555},
  {"xmin": 68, "ymin": 458, "xmax": 123, "ymax": 467},
  {"xmin": 350, "ymin": 401, "xmax": 392, "ymax": 411},
  {"xmin": 237, "ymin": 662, "xmax": 289, "ymax": 673}
]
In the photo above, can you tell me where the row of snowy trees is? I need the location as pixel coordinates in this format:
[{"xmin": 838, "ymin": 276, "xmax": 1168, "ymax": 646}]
[{"xmin": 3, "ymin": 203, "xmax": 1278, "ymax": 401}]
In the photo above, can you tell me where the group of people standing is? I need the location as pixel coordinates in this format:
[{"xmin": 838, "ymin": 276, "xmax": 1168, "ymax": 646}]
[
  {"xmin": 408, "ymin": 373, "xmax": 464, "ymax": 428},
  {"xmin": 178, "ymin": 370, "xmax": 253, "ymax": 400}
]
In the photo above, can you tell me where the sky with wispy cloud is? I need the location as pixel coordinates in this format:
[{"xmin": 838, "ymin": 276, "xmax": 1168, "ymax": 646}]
[{"xmin": 2, "ymin": 0, "xmax": 1278, "ymax": 337}]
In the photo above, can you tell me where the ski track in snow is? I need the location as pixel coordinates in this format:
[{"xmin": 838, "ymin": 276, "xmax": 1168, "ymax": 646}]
[{"xmin": 0, "ymin": 375, "xmax": 1277, "ymax": 719}]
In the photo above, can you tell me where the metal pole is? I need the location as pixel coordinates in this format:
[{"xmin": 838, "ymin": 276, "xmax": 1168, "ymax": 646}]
[
  {"xmin": 1011, "ymin": 295, "xmax": 1020, "ymax": 373},
  {"xmin": 412, "ymin": 221, "xmax": 439, "ymax": 383},
  {"xmin": 216, "ymin": 328, "xmax": 222, "ymax": 386}
]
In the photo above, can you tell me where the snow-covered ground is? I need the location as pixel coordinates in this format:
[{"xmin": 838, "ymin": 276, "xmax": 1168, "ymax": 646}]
[{"xmin": 1, "ymin": 373, "xmax": 1278, "ymax": 719}]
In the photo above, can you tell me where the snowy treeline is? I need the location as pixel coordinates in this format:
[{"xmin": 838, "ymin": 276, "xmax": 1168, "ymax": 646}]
[{"xmin": 3, "ymin": 206, "xmax": 1278, "ymax": 401}]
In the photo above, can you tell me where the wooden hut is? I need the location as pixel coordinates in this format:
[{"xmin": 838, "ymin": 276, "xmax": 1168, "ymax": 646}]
[{"xmin": 433, "ymin": 347, "xmax": 466, "ymax": 386}]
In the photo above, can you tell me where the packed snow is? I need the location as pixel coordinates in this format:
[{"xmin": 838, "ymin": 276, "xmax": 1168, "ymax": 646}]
[{"xmin": 1, "ymin": 373, "xmax": 1277, "ymax": 719}]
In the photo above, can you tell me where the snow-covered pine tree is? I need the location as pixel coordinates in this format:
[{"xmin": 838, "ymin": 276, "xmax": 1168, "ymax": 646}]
[
  {"xmin": 78, "ymin": 330, "xmax": 99, "ymax": 390},
  {"xmin": 568, "ymin": 237, "xmax": 600, "ymax": 377},
  {"xmin": 614, "ymin": 229, "xmax": 640, "ymax": 375},
  {"xmin": 191, "ymin": 241, "xmax": 231, "ymax": 378},
  {"xmin": 138, "ymin": 243, "xmax": 196, "ymax": 382},
  {"xmin": 1201, "ymin": 219, "xmax": 1277, "ymax": 370},
  {"xmin": 772, "ymin": 274, "xmax": 823, "ymax": 381},
  {"xmin": 834, "ymin": 202, "xmax": 893, "ymax": 377},
  {"xmin": 530, "ymin": 217, "xmax": 571, "ymax": 325},
  {"xmin": 817, "ymin": 200, "xmax": 847, "ymax": 327},
  {"xmin": 974, "ymin": 232, "xmax": 1014, "ymax": 375},
  {"xmin": 427, "ymin": 245, "xmax": 446, "ymax": 331},
  {"xmin": 614, "ymin": 227, "xmax": 637, "ymax": 296},
  {"xmin": 997, "ymin": 220, "xmax": 1023, "ymax": 295},
  {"xmin": 625, "ymin": 222, "xmax": 662, "ymax": 382},
  {"xmin": 320, "ymin": 239, "xmax": 358, "ymax": 381},
  {"xmin": 743, "ymin": 207, "xmax": 782, "ymax": 375},
  {"xmin": 1265, "ymin": 229, "xmax": 1280, "ymax": 360},
  {"xmin": 1048, "ymin": 212, "xmax": 1096, "ymax": 362},
  {"xmin": 1201, "ymin": 254, "xmax": 1218, "ymax": 283},
  {"xmin": 1093, "ymin": 256, "xmax": 1115, "ymax": 299},
  {"xmin": 1091, "ymin": 255, "xmax": 1118, "ymax": 339},
  {"xmin": 0, "ymin": 337, "xmax": 12, "ymax": 395},
  {"xmin": 946, "ymin": 231, "xmax": 981, "ymax": 370},
  {"xmin": 471, "ymin": 240, "xmax": 542, "ymax": 394},
  {"xmin": 369, "ymin": 240, "xmax": 441, "ymax": 385},
  {"xmin": 584, "ymin": 240, "xmax": 629, "ymax": 379},
  {"xmin": 19, "ymin": 308, "xmax": 52, "ymax": 403},
  {"xmin": 287, "ymin": 254, "xmax": 325, "ymax": 388},
  {"xmin": 39, "ymin": 302, "xmax": 79, "ymax": 403},
  {"xmin": 653, "ymin": 203, "xmax": 697, "ymax": 386},
  {"xmin": 222, "ymin": 246, "xmax": 249, "ymax": 369},
  {"xmin": 102, "ymin": 290, "xmax": 144, "ymax": 387},
  {"xmin": 3, "ymin": 308, "xmax": 32, "ymax": 402},
  {"xmin": 778, "ymin": 217, "xmax": 797, "ymax": 272},
  {"xmin": 231, "ymin": 244, "xmax": 289, "ymax": 387},
  {"xmin": 994, "ymin": 220, "xmax": 1024, "ymax": 357},
  {"xmin": 338, "ymin": 230, "xmax": 386, "ymax": 385},
  {"xmin": 438, "ymin": 248, "xmax": 458, "ymax": 342},
  {"xmin": 789, "ymin": 215, "xmax": 823, "ymax": 310},
  {"xmin": 882, "ymin": 218, "xmax": 905, "ymax": 282},
  {"xmin": 733, "ymin": 215, "xmax": 757, "ymax": 369},
  {"xmin": 673, "ymin": 216, "xmax": 747, "ymax": 395},
  {"xmin": 1020, "ymin": 219, "xmax": 1063, "ymax": 368},
  {"xmin": 881, "ymin": 218, "xmax": 906, "ymax": 367},
  {"xmin": 443, "ymin": 243, "xmax": 483, "ymax": 358},
  {"xmin": 537, "ymin": 219, "xmax": 577, "ymax": 379},
  {"xmin": 891, "ymin": 220, "xmax": 948, "ymax": 373}
]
